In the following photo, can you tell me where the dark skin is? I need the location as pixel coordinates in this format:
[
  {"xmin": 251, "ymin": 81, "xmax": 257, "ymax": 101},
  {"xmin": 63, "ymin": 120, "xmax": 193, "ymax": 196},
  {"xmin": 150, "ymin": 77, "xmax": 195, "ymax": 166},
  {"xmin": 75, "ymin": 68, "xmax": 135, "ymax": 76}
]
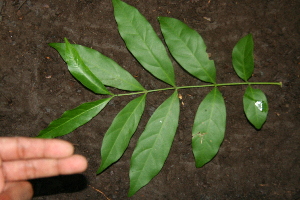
[{"xmin": 0, "ymin": 137, "xmax": 88, "ymax": 200}]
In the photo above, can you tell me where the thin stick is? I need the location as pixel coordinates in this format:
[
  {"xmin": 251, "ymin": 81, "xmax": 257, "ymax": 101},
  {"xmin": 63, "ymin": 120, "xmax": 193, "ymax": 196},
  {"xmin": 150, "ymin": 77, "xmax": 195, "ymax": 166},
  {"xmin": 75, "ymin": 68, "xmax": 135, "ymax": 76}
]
[
  {"xmin": 89, "ymin": 185, "xmax": 112, "ymax": 200},
  {"xmin": 18, "ymin": 0, "xmax": 28, "ymax": 10}
]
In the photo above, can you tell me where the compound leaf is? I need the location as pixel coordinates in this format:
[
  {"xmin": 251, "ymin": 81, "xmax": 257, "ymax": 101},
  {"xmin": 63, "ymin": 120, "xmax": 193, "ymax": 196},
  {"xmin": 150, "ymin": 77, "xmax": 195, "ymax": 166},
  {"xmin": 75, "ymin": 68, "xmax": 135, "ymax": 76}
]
[
  {"xmin": 232, "ymin": 34, "xmax": 254, "ymax": 81},
  {"xmin": 113, "ymin": 0, "xmax": 175, "ymax": 86},
  {"xmin": 64, "ymin": 38, "xmax": 112, "ymax": 95},
  {"xmin": 243, "ymin": 86, "xmax": 268, "ymax": 129},
  {"xmin": 97, "ymin": 94, "xmax": 146, "ymax": 174},
  {"xmin": 37, "ymin": 98, "xmax": 112, "ymax": 138},
  {"xmin": 159, "ymin": 17, "xmax": 216, "ymax": 84},
  {"xmin": 192, "ymin": 88, "xmax": 226, "ymax": 167},
  {"xmin": 49, "ymin": 42, "xmax": 144, "ymax": 92},
  {"xmin": 129, "ymin": 91, "xmax": 180, "ymax": 196}
]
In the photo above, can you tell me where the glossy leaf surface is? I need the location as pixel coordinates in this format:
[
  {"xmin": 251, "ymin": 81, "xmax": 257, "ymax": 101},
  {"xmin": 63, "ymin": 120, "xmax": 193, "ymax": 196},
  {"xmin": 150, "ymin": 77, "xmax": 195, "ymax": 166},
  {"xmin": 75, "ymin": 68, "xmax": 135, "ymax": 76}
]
[
  {"xmin": 49, "ymin": 42, "xmax": 144, "ymax": 92},
  {"xmin": 232, "ymin": 34, "xmax": 254, "ymax": 81},
  {"xmin": 243, "ymin": 86, "xmax": 268, "ymax": 129},
  {"xmin": 37, "ymin": 98, "xmax": 112, "ymax": 138},
  {"xmin": 112, "ymin": 0, "xmax": 175, "ymax": 86},
  {"xmin": 129, "ymin": 91, "xmax": 180, "ymax": 196},
  {"xmin": 64, "ymin": 38, "xmax": 112, "ymax": 95},
  {"xmin": 97, "ymin": 94, "xmax": 146, "ymax": 173},
  {"xmin": 192, "ymin": 88, "xmax": 226, "ymax": 167},
  {"xmin": 159, "ymin": 17, "xmax": 216, "ymax": 84}
]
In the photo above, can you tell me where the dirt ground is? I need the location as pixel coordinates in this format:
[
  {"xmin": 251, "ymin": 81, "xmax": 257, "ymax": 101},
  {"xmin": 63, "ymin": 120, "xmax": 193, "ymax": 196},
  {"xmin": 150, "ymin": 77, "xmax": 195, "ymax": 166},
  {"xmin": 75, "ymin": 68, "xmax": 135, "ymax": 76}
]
[{"xmin": 1, "ymin": 0, "xmax": 299, "ymax": 199}]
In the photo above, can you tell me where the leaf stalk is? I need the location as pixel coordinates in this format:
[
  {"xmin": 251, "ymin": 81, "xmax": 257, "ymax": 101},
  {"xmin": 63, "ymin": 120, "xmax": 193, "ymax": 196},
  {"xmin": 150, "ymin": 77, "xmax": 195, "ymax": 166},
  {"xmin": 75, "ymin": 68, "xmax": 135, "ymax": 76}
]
[{"xmin": 113, "ymin": 81, "xmax": 281, "ymax": 97}]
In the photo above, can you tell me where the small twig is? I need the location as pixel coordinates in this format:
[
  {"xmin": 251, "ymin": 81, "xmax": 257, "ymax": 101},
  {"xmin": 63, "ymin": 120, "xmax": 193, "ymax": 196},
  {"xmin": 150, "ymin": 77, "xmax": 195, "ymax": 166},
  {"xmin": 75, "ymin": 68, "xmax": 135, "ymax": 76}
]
[
  {"xmin": 18, "ymin": 0, "xmax": 28, "ymax": 10},
  {"xmin": 89, "ymin": 185, "xmax": 112, "ymax": 200}
]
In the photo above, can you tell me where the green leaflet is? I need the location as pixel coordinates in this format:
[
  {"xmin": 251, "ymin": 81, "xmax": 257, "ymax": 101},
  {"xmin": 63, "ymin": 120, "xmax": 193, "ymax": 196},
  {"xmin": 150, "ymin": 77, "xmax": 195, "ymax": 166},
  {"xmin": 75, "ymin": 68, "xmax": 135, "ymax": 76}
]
[
  {"xmin": 64, "ymin": 38, "xmax": 112, "ymax": 95},
  {"xmin": 192, "ymin": 88, "xmax": 226, "ymax": 167},
  {"xmin": 37, "ymin": 98, "xmax": 112, "ymax": 138},
  {"xmin": 128, "ymin": 91, "xmax": 180, "ymax": 196},
  {"xmin": 97, "ymin": 94, "xmax": 146, "ymax": 173},
  {"xmin": 232, "ymin": 34, "xmax": 254, "ymax": 81},
  {"xmin": 112, "ymin": 0, "xmax": 176, "ymax": 86},
  {"xmin": 49, "ymin": 42, "xmax": 144, "ymax": 92},
  {"xmin": 159, "ymin": 17, "xmax": 216, "ymax": 84},
  {"xmin": 243, "ymin": 86, "xmax": 268, "ymax": 129}
]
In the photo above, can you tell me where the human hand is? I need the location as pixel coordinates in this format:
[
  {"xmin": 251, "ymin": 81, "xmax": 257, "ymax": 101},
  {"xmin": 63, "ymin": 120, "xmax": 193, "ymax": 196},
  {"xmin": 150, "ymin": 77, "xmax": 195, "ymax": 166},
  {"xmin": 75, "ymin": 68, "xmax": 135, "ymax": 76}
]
[{"xmin": 0, "ymin": 137, "xmax": 88, "ymax": 200}]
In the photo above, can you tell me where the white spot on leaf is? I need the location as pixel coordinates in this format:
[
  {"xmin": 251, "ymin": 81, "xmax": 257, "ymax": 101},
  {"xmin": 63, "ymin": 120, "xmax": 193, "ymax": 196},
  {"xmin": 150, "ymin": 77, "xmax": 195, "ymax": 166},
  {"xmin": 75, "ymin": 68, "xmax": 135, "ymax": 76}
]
[{"xmin": 255, "ymin": 101, "xmax": 263, "ymax": 111}]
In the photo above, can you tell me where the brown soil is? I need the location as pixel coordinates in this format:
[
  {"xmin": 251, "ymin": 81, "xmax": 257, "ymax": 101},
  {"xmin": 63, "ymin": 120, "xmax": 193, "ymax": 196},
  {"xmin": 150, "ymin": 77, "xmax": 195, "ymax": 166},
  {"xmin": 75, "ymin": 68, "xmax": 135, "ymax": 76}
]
[{"xmin": 1, "ymin": 0, "xmax": 299, "ymax": 199}]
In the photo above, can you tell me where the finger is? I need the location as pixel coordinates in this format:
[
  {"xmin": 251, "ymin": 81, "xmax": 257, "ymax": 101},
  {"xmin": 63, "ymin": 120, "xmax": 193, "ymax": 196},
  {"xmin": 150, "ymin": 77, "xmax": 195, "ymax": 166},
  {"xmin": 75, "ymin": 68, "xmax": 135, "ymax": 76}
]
[
  {"xmin": 0, "ymin": 137, "xmax": 74, "ymax": 161},
  {"xmin": 2, "ymin": 155, "xmax": 88, "ymax": 181},
  {"xmin": 0, "ymin": 181, "xmax": 33, "ymax": 200},
  {"xmin": 0, "ymin": 169, "xmax": 3, "ymax": 194}
]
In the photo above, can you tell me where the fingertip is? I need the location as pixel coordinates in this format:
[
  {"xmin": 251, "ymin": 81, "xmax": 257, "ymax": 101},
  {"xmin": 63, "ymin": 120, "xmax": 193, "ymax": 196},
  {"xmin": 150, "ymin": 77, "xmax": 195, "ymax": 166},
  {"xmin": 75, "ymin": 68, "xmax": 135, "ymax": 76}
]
[
  {"xmin": 59, "ymin": 155, "xmax": 88, "ymax": 175},
  {"xmin": 73, "ymin": 154, "xmax": 88, "ymax": 173},
  {"xmin": 45, "ymin": 139, "xmax": 75, "ymax": 158}
]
